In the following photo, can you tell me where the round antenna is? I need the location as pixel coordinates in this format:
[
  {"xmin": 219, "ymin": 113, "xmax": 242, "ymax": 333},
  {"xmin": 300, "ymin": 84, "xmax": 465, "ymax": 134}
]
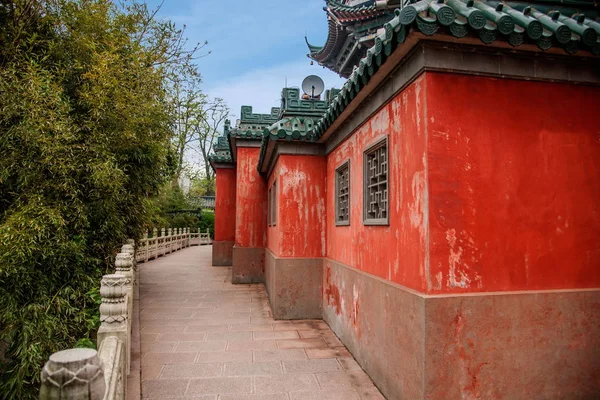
[{"xmin": 302, "ymin": 75, "xmax": 325, "ymax": 98}]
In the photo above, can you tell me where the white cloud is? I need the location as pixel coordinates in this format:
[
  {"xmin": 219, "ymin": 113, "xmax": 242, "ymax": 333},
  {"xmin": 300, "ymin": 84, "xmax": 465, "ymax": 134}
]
[{"xmin": 204, "ymin": 60, "xmax": 347, "ymax": 121}]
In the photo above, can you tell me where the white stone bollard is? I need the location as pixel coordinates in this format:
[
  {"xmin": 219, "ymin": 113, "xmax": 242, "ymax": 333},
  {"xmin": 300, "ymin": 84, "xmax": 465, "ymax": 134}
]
[
  {"xmin": 40, "ymin": 348, "xmax": 106, "ymax": 400},
  {"xmin": 97, "ymin": 273, "xmax": 129, "ymax": 380}
]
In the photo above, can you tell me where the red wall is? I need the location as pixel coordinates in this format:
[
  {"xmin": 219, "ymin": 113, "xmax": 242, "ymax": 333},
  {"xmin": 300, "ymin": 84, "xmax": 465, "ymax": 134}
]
[
  {"xmin": 326, "ymin": 72, "xmax": 600, "ymax": 294},
  {"xmin": 267, "ymin": 155, "xmax": 327, "ymax": 258},
  {"xmin": 235, "ymin": 147, "xmax": 267, "ymax": 248},
  {"xmin": 214, "ymin": 168, "xmax": 236, "ymax": 242},
  {"xmin": 426, "ymin": 72, "xmax": 600, "ymax": 293},
  {"xmin": 327, "ymin": 75, "xmax": 429, "ymax": 292}
]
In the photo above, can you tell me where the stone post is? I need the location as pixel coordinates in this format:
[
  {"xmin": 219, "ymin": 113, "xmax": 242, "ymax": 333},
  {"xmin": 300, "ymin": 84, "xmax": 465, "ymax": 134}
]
[
  {"xmin": 114, "ymin": 253, "xmax": 133, "ymax": 372},
  {"xmin": 144, "ymin": 231, "xmax": 149, "ymax": 262},
  {"xmin": 40, "ymin": 348, "xmax": 106, "ymax": 400},
  {"xmin": 168, "ymin": 227, "xmax": 172, "ymax": 253},
  {"xmin": 160, "ymin": 228, "xmax": 166, "ymax": 256},
  {"xmin": 97, "ymin": 273, "xmax": 129, "ymax": 377},
  {"xmin": 121, "ymin": 243, "xmax": 136, "ymax": 273},
  {"xmin": 153, "ymin": 228, "xmax": 158, "ymax": 238}
]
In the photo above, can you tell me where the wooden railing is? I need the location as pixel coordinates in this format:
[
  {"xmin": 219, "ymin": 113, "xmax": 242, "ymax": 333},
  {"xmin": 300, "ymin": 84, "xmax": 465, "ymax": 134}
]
[{"xmin": 39, "ymin": 227, "xmax": 211, "ymax": 399}]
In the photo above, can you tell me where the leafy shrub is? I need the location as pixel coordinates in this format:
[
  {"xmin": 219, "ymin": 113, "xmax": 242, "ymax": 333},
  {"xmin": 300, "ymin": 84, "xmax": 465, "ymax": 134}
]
[{"xmin": 0, "ymin": 0, "xmax": 186, "ymax": 397}]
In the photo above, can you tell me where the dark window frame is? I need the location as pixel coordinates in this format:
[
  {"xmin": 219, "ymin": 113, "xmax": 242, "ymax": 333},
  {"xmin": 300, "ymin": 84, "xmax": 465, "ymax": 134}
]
[
  {"xmin": 267, "ymin": 186, "xmax": 272, "ymax": 226},
  {"xmin": 363, "ymin": 137, "xmax": 389, "ymax": 226},
  {"xmin": 335, "ymin": 160, "xmax": 351, "ymax": 226},
  {"xmin": 271, "ymin": 180, "xmax": 277, "ymax": 227}
]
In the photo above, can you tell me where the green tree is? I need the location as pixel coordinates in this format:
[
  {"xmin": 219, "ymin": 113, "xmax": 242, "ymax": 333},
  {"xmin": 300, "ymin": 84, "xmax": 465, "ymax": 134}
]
[{"xmin": 0, "ymin": 0, "xmax": 205, "ymax": 397}]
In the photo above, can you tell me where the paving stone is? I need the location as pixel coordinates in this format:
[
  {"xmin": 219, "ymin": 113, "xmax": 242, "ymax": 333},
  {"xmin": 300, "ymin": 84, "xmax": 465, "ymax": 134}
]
[
  {"xmin": 230, "ymin": 323, "xmax": 274, "ymax": 332},
  {"xmin": 253, "ymin": 330, "xmax": 299, "ymax": 341},
  {"xmin": 141, "ymin": 341, "xmax": 178, "ymax": 353},
  {"xmin": 160, "ymin": 363, "xmax": 223, "ymax": 378},
  {"xmin": 298, "ymin": 330, "xmax": 336, "ymax": 339},
  {"xmin": 141, "ymin": 325, "xmax": 186, "ymax": 334},
  {"xmin": 141, "ymin": 365, "xmax": 164, "ymax": 381},
  {"xmin": 158, "ymin": 332, "xmax": 208, "ymax": 342},
  {"xmin": 227, "ymin": 340, "xmax": 279, "ymax": 351},
  {"xmin": 138, "ymin": 246, "xmax": 383, "ymax": 399},
  {"xmin": 223, "ymin": 361, "xmax": 283, "ymax": 376},
  {"xmin": 140, "ymin": 319, "xmax": 169, "ymax": 326},
  {"xmin": 206, "ymin": 331, "xmax": 252, "ymax": 341},
  {"xmin": 273, "ymin": 321, "xmax": 329, "ymax": 331},
  {"xmin": 289, "ymin": 389, "xmax": 362, "ymax": 400},
  {"xmin": 357, "ymin": 386, "xmax": 387, "ymax": 399},
  {"xmin": 276, "ymin": 339, "xmax": 328, "ymax": 350},
  {"xmin": 338, "ymin": 357, "xmax": 362, "ymax": 371},
  {"xmin": 322, "ymin": 335, "xmax": 344, "ymax": 348},
  {"xmin": 254, "ymin": 374, "xmax": 319, "ymax": 393},
  {"xmin": 315, "ymin": 370, "xmax": 375, "ymax": 390},
  {"xmin": 186, "ymin": 324, "xmax": 230, "ymax": 333},
  {"xmin": 219, "ymin": 394, "xmax": 289, "ymax": 400},
  {"xmin": 253, "ymin": 349, "xmax": 307, "ymax": 362},
  {"xmin": 142, "ymin": 352, "xmax": 196, "ymax": 366},
  {"xmin": 283, "ymin": 359, "xmax": 341, "ymax": 374},
  {"xmin": 141, "ymin": 379, "xmax": 188, "ymax": 398},
  {"xmin": 305, "ymin": 348, "xmax": 352, "ymax": 359},
  {"xmin": 141, "ymin": 333, "xmax": 159, "ymax": 342},
  {"xmin": 186, "ymin": 377, "xmax": 252, "ymax": 395},
  {"xmin": 196, "ymin": 350, "xmax": 253, "ymax": 363}
]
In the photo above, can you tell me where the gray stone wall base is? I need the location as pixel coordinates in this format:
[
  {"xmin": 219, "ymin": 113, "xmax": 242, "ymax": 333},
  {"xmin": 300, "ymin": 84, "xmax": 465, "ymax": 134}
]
[
  {"xmin": 265, "ymin": 250, "xmax": 323, "ymax": 320},
  {"xmin": 212, "ymin": 241, "xmax": 234, "ymax": 266},
  {"xmin": 232, "ymin": 246, "xmax": 265, "ymax": 284},
  {"xmin": 323, "ymin": 258, "xmax": 600, "ymax": 400}
]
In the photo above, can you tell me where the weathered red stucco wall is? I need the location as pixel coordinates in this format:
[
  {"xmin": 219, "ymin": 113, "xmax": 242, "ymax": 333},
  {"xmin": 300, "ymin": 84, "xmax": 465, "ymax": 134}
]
[
  {"xmin": 235, "ymin": 147, "xmax": 267, "ymax": 248},
  {"xmin": 327, "ymin": 75, "xmax": 429, "ymax": 292},
  {"xmin": 214, "ymin": 168, "xmax": 236, "ymax": 242},
  {"xmin": 326, "ymin": 72, "xmax": 600, "ymax": 295},
  {"xmin": 267, "ymin": 155, "xmax": 327, "ymax": 258},
  {"xmin": 427, "ymin": 72, "xmax": 600, "ymax": 294}
]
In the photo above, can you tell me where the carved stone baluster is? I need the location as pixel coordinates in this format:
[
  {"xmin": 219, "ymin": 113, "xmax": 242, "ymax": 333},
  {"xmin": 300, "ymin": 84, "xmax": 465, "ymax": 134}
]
[
  {"xmin": 114, "ymin": 254, "xmax": 133, "ymax": 375},
  {"xmin": 160, "ymin": 228, "xmax": 165, "ymax": 256},
  {"xmin": 40, "ymin": 348, "xmax": 106, "ymax": 400},
  {"xmin": 143, "ymin": 230, "xmax": 149, "ymax": 263},
  {"xmin": 97, "ymin": 273, "xmax": 129, "ymax": 381},
  {"xmin": 121, "ymin": 243, "xmax": 136, "ymax": 274},
  {"xmin": 167, "ymin": 228, "xmax": 172, "ymax": 253}
]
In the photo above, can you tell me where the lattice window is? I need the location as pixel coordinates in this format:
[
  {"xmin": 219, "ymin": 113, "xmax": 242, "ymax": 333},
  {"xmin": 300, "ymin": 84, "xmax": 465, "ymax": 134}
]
[
  {"xmin": 268, "ymin": 187, "xmax": 272, "ymax": 226},
  {"xmin": 271, "ymin": 180, "xmax": 277, "ymax": 226},
  {"xmin": 363, "ymin": 138, "xmax": 389, "ymax": 225},
  {"xmin": 335, "ymin": 161, "xmax": 350, "ymax": 226}
]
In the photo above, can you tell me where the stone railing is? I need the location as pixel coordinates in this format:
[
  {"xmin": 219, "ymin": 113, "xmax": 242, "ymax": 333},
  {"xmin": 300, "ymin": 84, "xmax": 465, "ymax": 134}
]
[
  {"xmin": 39, "ymin": 228, "xmax": 213, "ymax": 399},
  {"xmin": 40, "ymin": 241, "xmax": 135, "ymax": 400},
  {"xmin": 134, "ymin": 227, "xmax": 211, "ymax": 264}
]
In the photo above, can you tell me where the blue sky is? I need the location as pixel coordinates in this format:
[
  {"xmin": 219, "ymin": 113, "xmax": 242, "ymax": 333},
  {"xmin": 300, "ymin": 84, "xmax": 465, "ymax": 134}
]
[{"xmin": 145, "ymin": 0, "xmax": 346, "ymax": 120}]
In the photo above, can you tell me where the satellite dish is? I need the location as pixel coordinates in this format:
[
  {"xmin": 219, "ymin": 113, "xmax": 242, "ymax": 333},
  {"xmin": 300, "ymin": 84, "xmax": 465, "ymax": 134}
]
[{"xmin": 302, "ymin": 75, "xmax": 325, "ymax": 98}]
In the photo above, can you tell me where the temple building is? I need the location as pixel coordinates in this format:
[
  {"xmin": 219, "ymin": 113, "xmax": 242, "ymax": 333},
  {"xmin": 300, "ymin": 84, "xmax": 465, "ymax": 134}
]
[{"xmin": 209, "ymin": 1, "xmax": 600, "ymax": 399}]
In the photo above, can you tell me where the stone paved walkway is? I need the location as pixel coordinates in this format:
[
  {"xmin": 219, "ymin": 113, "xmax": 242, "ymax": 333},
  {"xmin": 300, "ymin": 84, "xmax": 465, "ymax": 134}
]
[{"xmin": 139, "ymin": 245, "xmax": 385, "ymax": 399}]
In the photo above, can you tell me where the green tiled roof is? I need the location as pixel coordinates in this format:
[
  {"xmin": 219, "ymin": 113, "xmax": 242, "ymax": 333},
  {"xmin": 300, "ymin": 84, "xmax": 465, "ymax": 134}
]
[
  {"xmin": 311, "ymin": 3, "xmax": 600, "ymax": 140},
  {"xmin": 208, "ymin": 153, "xmax": 233, "ymax": 164},
  {"xmin": 256, "ymin": 86, "xmax": 335, "ymax": 172},
  {"xmin": 213, "ymin": 135, "xmax": 229, "ymax": 153}
]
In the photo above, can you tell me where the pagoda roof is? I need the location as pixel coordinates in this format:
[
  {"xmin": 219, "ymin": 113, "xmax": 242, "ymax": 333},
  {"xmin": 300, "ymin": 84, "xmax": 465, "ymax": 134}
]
[
  {"xmin": 327, "ymin": 0, "xmax": 386, "ymax": 22},
  {"xmin": 311, "ymin": 3, "xmax": 600, "ymax": 141},
  {"xmin": 307, "ymin": 0, "xmax": 600, "ymax": 76}
]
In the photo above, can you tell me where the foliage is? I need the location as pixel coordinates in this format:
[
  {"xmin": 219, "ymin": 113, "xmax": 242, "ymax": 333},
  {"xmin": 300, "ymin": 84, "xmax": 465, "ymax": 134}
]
[
  {"xmin": 188, "ymin": 175, "xmax": 216, "ymax": 197},
  {"xmin": 0, "ymin": 0, "xmax": 204, "ymax": 397},
  {"xmin": 147, "ymin": 183, "xmax": 214, "ymax": 238},
  {"xmin": 169, "ymin": 76, "xmax": 229, "ymax": 184},
  {"xmin": 197, "ymin": 210, "xmax": 215, "ymax": 239}
]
